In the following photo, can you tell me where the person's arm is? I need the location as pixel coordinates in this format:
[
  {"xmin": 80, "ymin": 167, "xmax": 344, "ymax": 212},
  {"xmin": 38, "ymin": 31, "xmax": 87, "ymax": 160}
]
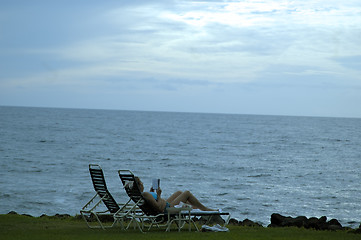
[{"xmin": 156, "ymin": 188, "xmax": 162, "ymax": 200}]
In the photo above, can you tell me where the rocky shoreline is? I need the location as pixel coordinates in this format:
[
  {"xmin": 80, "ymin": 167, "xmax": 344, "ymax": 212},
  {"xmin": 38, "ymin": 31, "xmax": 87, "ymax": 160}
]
[
  {"xmin": 228, "ymin": 213, "xmax": 361, "ymax": 234},
  {"xmin": 269, "ymin": 213, "xmax": 353, "ymax": 231},
  {"xmin": 6, "ymin": 211, "xmax": 361, "ymax": 234}
]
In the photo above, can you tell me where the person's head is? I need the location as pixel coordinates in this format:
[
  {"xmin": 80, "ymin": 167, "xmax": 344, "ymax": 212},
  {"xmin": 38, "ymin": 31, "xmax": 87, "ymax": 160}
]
[{"xmin": 134, "ymin": 176, "xmax": 144, "ymax": 192}]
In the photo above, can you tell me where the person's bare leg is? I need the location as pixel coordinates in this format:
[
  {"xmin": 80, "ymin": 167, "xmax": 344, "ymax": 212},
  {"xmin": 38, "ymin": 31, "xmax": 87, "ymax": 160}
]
[
  {"xmin": 170, "ymin": 190, "xmax": 216, "ymax": 211},
  {"xmin": 166, "ymin": 191, "xmax": 182, "ymax": 203}
]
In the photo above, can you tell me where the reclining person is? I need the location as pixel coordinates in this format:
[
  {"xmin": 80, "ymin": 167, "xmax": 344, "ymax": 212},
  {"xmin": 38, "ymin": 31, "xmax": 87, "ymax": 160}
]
[{"xmin": 134, "ymin": 176, "xmax": 216, "ymax": 214}]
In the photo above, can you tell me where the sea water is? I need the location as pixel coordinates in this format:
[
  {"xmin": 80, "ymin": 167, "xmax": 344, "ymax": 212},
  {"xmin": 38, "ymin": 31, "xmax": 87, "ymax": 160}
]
[{"xmin": 0, "ymin": 106, "xmax": 360, "ymax": 227}]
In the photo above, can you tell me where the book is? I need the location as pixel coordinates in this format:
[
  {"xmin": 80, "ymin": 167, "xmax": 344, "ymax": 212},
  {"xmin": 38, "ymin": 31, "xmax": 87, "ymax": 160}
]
[{"xmin": 152, "ymin": 178, "xmax": 160, "ymax": 190}]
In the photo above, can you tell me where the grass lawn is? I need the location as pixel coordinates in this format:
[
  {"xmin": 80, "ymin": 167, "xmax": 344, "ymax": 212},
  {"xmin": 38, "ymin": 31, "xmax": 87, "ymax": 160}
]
[{"xmin": 1, "ymin": 214, "xmax": 361, "ymax": 240}]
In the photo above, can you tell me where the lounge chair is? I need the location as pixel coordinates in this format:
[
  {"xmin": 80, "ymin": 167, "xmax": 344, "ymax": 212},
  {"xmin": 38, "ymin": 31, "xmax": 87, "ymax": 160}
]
[
  {"xmin": 80, "ymin": 164, "xmax": 135, "ymax": 229},
  {"xmin": 118, "ymin": 170, "xmax": 230, "ymax": 232},
  {"xmin": 117, "ymin": 170, "xmax": 170, "ymax": 232}
]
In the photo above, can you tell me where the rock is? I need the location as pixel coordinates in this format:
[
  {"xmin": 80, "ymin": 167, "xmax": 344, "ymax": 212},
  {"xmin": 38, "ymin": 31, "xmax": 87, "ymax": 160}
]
[
  {"xmin": 270, "ymin": 213, "xmax": 286, "ymax": 226},
  {"xmin": 289, "ymin": 216, "xmax": 307, "ymax": 228},
  {"xmin": 348, "ymin": 223, "xmax": 361, "ymax": 234},
  {"xmin": 7, "ymin": 211, "xmax": 18, "ymax": 215},
  {"xmin": 54, "ymin": 214, "xmax": 72, "ymax": 219},
  {"xmin": 304, "ymin": 217, "xmax": 320, "ymax": 229},
  {"xmin": 319, "ymin": 216, "xmax": 327, "ymax": 223},
  {"xmin": 198, "ymin": 215, "xmax": 225, "ymax": 225},
  {"xmin": 328, "ymin": 218, "xmax": 342, "ymax": 227},
  {"xmin": 228, "ymin": 218, "xmax": 239, "ymax": 225},
  {"xmin": 269, "ymin": 213, "xmax": 343, "ymax": 231},
  {"xmin": 197, "ymin": 216, "xmax": 208, "ymax": 224},
  {"xmin": 321, "ymin": 218, "xmax": 342, "ymax": 231},
  {"xmin": 208, "ymin": 215, "xmax": 225, "ymax": 225},
  {"xmin": 240, "ymin": 219, "xmax": 263, "ymax": 227},
  {"xmin": 270, "ymin": 214, "xmax": 303, "ymax": 227}
]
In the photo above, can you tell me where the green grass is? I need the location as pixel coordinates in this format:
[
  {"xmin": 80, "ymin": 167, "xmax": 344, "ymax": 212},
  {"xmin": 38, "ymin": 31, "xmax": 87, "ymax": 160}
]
[{"xmin": 1, "ymin": 214, "xmax": 360, "ymax": 240}]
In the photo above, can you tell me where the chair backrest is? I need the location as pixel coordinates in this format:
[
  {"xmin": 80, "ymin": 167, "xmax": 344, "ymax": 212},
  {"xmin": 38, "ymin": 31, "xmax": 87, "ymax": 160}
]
[
  {"xmin": 118, "ymin": 170, "xmax": 160, "ymax": 216},
  {"xmin": 89, "ymin": 164, "xmax": 120, "ymax": 213}
]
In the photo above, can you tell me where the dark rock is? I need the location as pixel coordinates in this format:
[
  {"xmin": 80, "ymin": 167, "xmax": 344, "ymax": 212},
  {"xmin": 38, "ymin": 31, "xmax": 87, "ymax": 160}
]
[
  {"xmin": 240, "ymin": 219, "xmax": 263, "ymax": 227},
  {"xmin": 269, "ymin": 213, "xmax": 343, "ymax": 231},
  {"xmin": 304, "ymin": 217, "xmax": 320, "ymax": 229},
  {"xmin": 270, "ymin": 213, "xmax": 286, "ymax": 226},
  {"xmin": 270, "ymin": 214, "xmax": 304, "ymax": 227},
  {"xmin": 228, "ymin": 218, "xmax": 239, "ymax": 225},
  {"xmin": 319, "ymin": 216, "xmax": 327, "ymax": 223},
  {"xmin": 319, "ymin": 223, "xmax": 331, "ymax": 231},
  {"xmin": 320, "ymin": 218, "xmax": 342, "ymax": 231},
  {"xmin": 198, "ymin": 215, "xmax": 225, "ymax": 225},
  {"xmin": 207, "ymin": 215, "xmax": 225, "ymax": 225},
  {"xmin": 196, "ymin": 216, "xmax": 207, "ymax": 224},
  {"xmin": 349, "ymin": 223, "xmax": 361, "ymax": 234},
  {"xmin": 7, "ymin": 211, "xmax": 18, "ymax": 215},
  {"xmin": 328, "ymin": 218, "xmax": 342, "ymax": 227},
  {"xmin": 289, "ymin": 216, "xmax": 307, "ymax": 228}
]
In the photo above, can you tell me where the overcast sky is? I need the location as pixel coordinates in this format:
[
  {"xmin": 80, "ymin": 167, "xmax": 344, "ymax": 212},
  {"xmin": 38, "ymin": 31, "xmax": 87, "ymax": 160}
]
[{"xmin": 1, "ymin": 0, "xmax": 361, "ymax": 118}]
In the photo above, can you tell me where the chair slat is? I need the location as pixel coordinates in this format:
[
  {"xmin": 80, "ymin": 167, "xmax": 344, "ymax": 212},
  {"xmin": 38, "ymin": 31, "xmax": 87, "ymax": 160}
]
[{"xmin": 89, "ymin": 165, "xmax": 120, "ymax": 213}]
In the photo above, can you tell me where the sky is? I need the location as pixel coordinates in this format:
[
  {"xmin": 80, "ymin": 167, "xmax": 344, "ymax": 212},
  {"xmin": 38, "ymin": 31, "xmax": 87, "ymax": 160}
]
[{"xmin": 1, "ymin": 0, "xmax": 361, "ymax": 118}]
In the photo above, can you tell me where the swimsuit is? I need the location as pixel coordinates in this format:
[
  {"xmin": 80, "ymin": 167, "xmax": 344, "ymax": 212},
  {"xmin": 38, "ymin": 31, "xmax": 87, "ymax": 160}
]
[
  {"xmin": 149, "ymin": 192, "xmax": 170, "ymax": 213},
  {"xmin": 164, "ymin": 202, "xmax": 170, "ymax": 213},
  {"xmin": 150, "ymin": 192, "xmax": 158, "ymax": 201}
]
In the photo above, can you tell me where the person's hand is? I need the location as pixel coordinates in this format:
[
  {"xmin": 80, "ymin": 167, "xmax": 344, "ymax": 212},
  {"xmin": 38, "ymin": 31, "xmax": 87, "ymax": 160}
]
[{"xmin": 156, "ymin": 188, "xmax": 162, "ymax": 196}]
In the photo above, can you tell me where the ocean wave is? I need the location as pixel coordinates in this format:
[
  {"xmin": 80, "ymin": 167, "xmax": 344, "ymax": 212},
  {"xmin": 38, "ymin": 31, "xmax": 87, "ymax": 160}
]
[
  {"xmin": 247, "ymin": 174, "xmax": 272, "ymax": 178},
  {"xmin": 1, "ymin": 106, "xmax": 361, "ymax": 228}
]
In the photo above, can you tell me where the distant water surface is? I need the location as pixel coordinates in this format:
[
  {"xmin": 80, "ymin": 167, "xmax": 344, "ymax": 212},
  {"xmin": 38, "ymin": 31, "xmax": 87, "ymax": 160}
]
[{"xmin": 0, "ymin": 106, "xmax": 360, "ymax": 227}]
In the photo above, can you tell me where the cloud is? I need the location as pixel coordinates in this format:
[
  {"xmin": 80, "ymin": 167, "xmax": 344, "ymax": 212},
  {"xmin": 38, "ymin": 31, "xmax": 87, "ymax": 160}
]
[
  {"xmin": 332, "ymin": 55, "xmax": 361, "ymax": 71},
  {"xmin": 1, "ymin": 0, "xmax": 361, "ymax": 117}
]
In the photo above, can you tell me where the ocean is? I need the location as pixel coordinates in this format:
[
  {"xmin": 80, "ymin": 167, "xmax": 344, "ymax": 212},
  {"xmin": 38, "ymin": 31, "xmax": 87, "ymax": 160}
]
[{"xmin": 0, "ymin": 106, "xmax": 360, "ymax": 227}]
